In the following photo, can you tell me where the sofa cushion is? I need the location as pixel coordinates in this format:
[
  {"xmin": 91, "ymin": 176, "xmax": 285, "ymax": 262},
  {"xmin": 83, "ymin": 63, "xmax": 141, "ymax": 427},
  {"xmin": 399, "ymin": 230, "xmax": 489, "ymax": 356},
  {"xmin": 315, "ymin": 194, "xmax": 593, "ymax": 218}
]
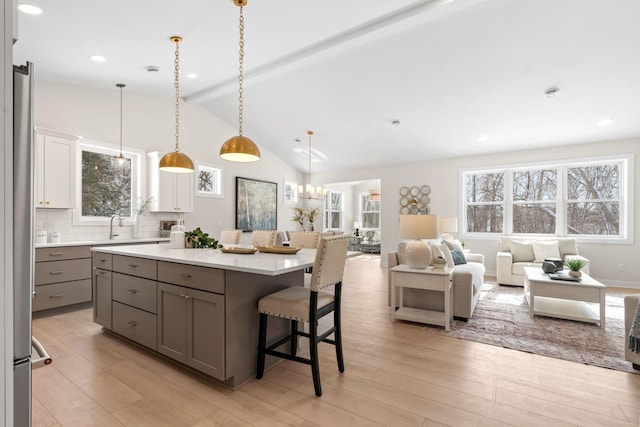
[
  {"xmin": 511, "ymin": 240, "xmax": 535, "ymax": 262},
  {"xmin": 532, "ymin": 240, "xmax": 560, "ymax": 262},
  {"xmin": 512, "ymin": 261, "xmax": 541, "ymax": 276},
  {"xmin": 397, "ymin": 242, "xmax": 408, "ymax": 264},
  {"xmin": 453, "ymin": 261, "xmax": 485, "ymax": 291},
  {"xmin": 558, "ymin": 238, "xmax": 578, "ymax": 256},
  {"xmin": 450, "ymin": 249, "xmax": 467, "ymax": 265}
]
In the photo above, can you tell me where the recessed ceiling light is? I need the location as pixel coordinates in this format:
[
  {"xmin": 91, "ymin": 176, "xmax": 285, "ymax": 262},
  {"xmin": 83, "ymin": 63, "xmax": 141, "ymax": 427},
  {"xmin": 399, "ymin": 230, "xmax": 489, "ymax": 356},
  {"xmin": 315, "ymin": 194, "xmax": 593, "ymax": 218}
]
[
  {"xmin": 90, "ymin": 55, "xmax": 106, "ymax": 62},
  {"xmin": 391, "ymin": 119, "xmax": 401, "ymax": 127},
  {"xmin": 18, "ymin": 3, "xmax": 43, "ymax": 15},
  {"xmin": 477, "ymin": 135, "xmax": 488, "ymax": 142},
  {"xmin": 187, "ymin": 73, "xmax": 197, "ymax": 79},
  {"xmin": 545, "ymin": 87, "xmax": 560, "ymax": 97},
  {"xmin": 144, "ymin": 65, "xmax": 160, "ymax": 73},
  {"xmin": 597, "ymin": 118, "xmax": 613, "ymax": 127}
]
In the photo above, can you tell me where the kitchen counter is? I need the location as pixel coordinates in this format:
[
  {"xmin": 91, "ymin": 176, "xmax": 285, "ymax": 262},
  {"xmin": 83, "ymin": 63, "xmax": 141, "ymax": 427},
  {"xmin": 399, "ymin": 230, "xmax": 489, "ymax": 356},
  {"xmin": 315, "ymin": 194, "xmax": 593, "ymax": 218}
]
[
  {"xmin": 36, "ymin": 237, "xmax": 169, "ymax": 249},
  {"xmin": 91, "ymin": 244, "xmax": 317, "ymax": 276}
]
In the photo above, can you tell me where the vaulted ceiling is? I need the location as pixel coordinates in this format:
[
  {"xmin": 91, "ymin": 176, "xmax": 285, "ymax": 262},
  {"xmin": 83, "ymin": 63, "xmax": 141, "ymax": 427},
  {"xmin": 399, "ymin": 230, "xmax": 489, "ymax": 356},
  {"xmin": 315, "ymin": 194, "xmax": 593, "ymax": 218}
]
[{"xmin": 13, "ymin": 0, "xmax": 640, "ymax": 173}]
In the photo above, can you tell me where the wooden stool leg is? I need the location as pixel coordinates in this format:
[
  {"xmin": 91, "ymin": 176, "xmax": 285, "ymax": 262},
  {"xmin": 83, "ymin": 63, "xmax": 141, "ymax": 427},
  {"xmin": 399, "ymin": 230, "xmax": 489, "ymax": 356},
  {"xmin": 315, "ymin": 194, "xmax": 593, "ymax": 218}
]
[
  {"xmin": 309, "ymin": 320, "xmax": 322, "ymax": 396},
  {"xmin": 334, "ymin": 306, "xmax": 344, "ymax": 373},
  {"xmin": 290, "ymin": 319, "xmax": 298, "ymax": 356},
  {"xmin": 256, "ymin": 313, "xmax": 268, "ymax": 379}
]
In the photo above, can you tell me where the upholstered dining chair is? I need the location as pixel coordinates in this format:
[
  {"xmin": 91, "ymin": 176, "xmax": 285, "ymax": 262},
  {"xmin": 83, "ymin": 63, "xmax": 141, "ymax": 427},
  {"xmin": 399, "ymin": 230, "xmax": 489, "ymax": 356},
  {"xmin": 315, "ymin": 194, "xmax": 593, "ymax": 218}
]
[
  {"xmin": 219, "ymin": 229, "xmax": 241, "ymax": 245},
  {"xmin": 251, "ymin": 230, "xmax": 277, "ymax": 247},
  {"xmin": 289, "ymin": 231, "xmax": 320, "ymax": 249},
  {"xmin": 256, "ymin": 234, "xmax": 350, "ymax": 396}
]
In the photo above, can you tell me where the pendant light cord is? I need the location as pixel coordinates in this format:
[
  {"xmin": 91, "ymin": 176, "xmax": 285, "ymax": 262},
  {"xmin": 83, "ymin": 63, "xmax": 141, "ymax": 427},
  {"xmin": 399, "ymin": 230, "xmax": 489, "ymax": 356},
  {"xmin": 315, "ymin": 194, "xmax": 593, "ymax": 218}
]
[
  {"xmin": 116, "ymin": 83, "xmax": 125, "ymax": 159},
  {"xmin": 237, "ymin": 5, "xmax": 245, "ymax": 136},
  {"xmin": 174, "ymin": 38, "xmax": 181, "ymax": 153}
]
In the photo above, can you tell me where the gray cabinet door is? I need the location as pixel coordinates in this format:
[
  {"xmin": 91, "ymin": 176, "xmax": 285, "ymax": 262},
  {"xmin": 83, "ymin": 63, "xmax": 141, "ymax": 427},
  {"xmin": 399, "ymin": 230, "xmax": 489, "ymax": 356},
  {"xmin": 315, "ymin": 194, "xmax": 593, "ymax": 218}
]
[
  {"xmin": 157, "ymin": 282, "xmax": 188, "ymax": 363},
  {"xmin": 93, "ymin": 269, "xmax": 112, "ymax": 328},
  {"xmin": 187, "ymin": 288, "xmax": 225, "ymax": 380}
]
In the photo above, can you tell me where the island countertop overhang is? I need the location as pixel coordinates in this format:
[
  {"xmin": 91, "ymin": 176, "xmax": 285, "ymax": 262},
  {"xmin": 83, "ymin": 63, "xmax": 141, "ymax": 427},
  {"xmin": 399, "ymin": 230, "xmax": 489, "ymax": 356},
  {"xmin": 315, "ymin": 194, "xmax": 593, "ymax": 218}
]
[{"xmin": 91, "ymin": 243, "xmax": 317, "ymax": 276}]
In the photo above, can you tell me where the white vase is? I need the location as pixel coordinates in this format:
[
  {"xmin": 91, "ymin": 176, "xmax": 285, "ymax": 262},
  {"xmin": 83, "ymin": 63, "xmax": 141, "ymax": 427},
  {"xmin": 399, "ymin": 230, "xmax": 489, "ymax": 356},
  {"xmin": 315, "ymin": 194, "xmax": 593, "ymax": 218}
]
[{"xmin": 133, "ymin": 214, "xmax": 142, "ymax": 238}]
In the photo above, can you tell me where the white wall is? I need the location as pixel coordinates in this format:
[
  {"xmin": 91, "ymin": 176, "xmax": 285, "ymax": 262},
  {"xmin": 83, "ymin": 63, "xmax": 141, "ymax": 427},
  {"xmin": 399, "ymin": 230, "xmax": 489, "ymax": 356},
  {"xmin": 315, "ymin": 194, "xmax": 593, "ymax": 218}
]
[
  {"xmin": 315, "ymin": 138, "xmax": 640, "ymax": 288},
  {"xmin": 33, "ymin": 81, "xmax": 304, "ymax": 242}
]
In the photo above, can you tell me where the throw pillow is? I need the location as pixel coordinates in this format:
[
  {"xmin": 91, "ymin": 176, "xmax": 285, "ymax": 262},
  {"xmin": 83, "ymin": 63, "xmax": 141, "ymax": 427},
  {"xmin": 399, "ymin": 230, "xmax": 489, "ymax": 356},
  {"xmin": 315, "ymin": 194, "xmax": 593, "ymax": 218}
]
[
  {"xmin": 450, "ymin": 248, "xmax": 467, "ymax": 265},
  {"xmin": 438, "ymin": 243, "xmax": 455, "ymax": 268},
  {"xmin": 532, "ymin": 240, "xmax": 560, "ymax": 262},
  {"xmin": 442, "ymin": 239, "xmax": 464, "ymax": 252},
  {"xmin": 510, "ymin": 240, "xmax": 535, "ymax": 262},
  {"xmin": 557, "ymin": 238, "xmax": 578, "ymax": 257}
]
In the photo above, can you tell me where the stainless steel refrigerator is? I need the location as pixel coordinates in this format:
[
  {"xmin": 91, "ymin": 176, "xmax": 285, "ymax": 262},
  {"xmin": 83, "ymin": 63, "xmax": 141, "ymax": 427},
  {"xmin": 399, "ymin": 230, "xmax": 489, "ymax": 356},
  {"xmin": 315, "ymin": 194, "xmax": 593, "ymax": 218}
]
[{"xmin": 13, "ymin": 61, "xmax": 34, "ymax": 427}]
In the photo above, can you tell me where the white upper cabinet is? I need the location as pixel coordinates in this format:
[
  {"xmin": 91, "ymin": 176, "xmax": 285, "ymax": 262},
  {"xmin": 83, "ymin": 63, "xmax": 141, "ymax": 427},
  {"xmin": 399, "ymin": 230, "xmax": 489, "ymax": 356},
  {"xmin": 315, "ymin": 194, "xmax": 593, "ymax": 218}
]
[
  {"xmin": 35, "ymin": 133, "xmax": 75, "ymax": 209},
  {"xmin": 147, "ymin": 151, "xmax": 194, "ymax": 213}
]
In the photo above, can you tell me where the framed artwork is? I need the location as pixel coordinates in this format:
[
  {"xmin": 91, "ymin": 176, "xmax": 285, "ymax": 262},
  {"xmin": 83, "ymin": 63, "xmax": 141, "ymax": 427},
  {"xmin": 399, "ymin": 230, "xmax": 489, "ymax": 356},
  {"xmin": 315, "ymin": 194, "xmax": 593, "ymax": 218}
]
[
  {"xmin": 196, "ymin": 163, "xmax": 223, "ymax": 198},
  {"xmin": 283, "ymin": 180, "xmax": 298, "ymax": 205},
  {"xmin": 236, "ymin": 177, "xmax": 277, "ymax": 231}
]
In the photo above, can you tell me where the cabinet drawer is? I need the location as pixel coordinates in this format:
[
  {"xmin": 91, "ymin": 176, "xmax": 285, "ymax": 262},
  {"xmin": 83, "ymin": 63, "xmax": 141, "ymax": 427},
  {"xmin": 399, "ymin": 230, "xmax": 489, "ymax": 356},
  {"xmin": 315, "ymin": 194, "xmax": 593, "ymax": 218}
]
[
  {"xmin": 93, "ymin": 252, "xmax": 113, "ymax": 270},
  {"xmin": 158, "ymin": 261, "xmax": 224, "ymax": 294},
  {"xmin": 35, "ymin": 258, "xmax": 92, "ymax": 285},
  {"xmin": 113, "ymin": 255, "xmax": 157, "ymax": 280},
  {"xmin": 33, "ymin": 279, "xmax": 92, "ymax": 311},
  {"xmin": 112, "ymin": 273, "xmax": 157, "ymax": 314},
  {"xmin": 112, "ymin": 302, "xmax": 157, "ymax": 350},
  {"xmin": 36, "ymin": 246, "xmax": 91, "ymax": 262}
]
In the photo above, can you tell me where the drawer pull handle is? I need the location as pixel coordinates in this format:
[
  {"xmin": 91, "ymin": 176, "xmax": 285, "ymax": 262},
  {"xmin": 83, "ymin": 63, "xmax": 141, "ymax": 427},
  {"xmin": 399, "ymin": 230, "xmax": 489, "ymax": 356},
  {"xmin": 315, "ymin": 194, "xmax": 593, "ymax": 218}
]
[
  {"xmin": 49, "ymin": 294, "xmax": 63, "ymax": 299},
  {"xmin": 180, "ymin": 274, "xmax": 192, "ymax": 279},
  {"xmin": 128, "ymin": 321, "xmax": 138, "ymax": 327},
  {"xmin": 98, "ymin": 271, "xmax": 106, "ymax": 275},
  {"xmin": 128, "ymin": 264, "xmax": 138, "ymax": 268},
  {"xmin": 99, "ymin": 259, "xmax": 107, "ymax": 262},
  {"xmin": 49, "ymin": 271, "xmax": 63, "ymax": 275},
  {"xmin": 49, "ymin": 252, "xmax": 63, "ymax": 256},
  {"xmin": 184, "ymin": 295, "xmax": 191, "ymax": 299},
  {"xmin": 128, "ymin": 289, "xmax": 138, "ymax": 294}
]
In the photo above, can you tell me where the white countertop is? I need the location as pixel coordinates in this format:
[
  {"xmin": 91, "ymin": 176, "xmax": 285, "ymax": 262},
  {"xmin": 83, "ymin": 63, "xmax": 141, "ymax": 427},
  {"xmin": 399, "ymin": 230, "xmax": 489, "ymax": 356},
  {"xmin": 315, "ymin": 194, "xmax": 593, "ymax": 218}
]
[
  {"xmin": 92, "ymin": 244, "xmax": 319, "ymax": 276},
  {"xmin": 35, "ymin": 237, "xmax": 169, "ymax": 249}
]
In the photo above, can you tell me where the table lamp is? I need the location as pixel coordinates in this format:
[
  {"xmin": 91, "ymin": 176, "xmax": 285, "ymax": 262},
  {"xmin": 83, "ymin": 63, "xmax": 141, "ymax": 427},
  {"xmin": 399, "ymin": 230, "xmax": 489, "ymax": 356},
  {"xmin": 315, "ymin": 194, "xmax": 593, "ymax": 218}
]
[
  {"xmin": 399, "ymin": 214, "xmax": 439, "ymax": 268},
  {"xmin": 439, "ymin": 217, "xmax": 458, "ymax": 239}
]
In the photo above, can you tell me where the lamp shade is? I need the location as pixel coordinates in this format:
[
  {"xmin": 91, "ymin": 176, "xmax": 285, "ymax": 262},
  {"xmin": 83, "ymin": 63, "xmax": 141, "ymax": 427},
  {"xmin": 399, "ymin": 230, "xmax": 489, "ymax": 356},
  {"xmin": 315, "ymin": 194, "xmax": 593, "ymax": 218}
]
[
  {"xmin": 399, "ymin": 214, "xmax": 439, "ymax": 269},
  {"xmin": 353, "ymin": 221, "xmax": 362, "ymax": 229},
  {"xmin": 439, "ymin": 217, "xmax": 458, "ymax": 233},
  {"xmin": 220, "ymin": 135, "xmax": 261, "ymax": 162},
  {"xmin": 159, "ymin": 151, "xmax": 195, "ymax": 173}
]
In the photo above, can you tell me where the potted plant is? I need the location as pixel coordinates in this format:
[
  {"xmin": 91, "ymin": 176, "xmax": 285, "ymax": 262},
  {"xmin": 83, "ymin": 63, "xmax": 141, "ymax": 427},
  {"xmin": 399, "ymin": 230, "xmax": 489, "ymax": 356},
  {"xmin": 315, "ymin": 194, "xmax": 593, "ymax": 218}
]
[
  {"xmin": 565, "ymin": 258, "xmax": 587, "ymax": 277},
  {"xmin": 184, "ymin": 227, "xmax": 220, "ymax": 249},
  {"xmin": 291, "ymin": 206, "xmax": 306, "ymax": 230},
  {"xmin": 304, "ymin": 207, "xmax": 320, "ymax": 231}
]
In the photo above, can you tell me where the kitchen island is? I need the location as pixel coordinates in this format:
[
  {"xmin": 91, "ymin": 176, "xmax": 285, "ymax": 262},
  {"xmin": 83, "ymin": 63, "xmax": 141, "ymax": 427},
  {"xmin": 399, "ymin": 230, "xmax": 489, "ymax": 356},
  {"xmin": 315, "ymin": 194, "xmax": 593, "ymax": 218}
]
[{"xmin": 91, "ymin": 243, "xmax": 316, "ymax": 389}]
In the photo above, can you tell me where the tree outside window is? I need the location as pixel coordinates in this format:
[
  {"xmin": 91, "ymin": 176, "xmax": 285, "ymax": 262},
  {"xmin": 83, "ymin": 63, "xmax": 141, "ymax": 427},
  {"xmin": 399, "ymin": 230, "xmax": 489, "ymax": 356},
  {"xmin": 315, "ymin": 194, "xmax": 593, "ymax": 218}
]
[
  {"xmin": 324, "ymin": 191, "xmax": 342, "ymax": 229},
  {"xmin": 465, "ymin": 172, "xmax": 504, "ymax": 233},
  {"xmin": 82, "ymin": 150, "xmax": 132, "ymax": 217},
  {"xmin": 512, "ymin": 168, "xmax": 557, "ymax": 234}
]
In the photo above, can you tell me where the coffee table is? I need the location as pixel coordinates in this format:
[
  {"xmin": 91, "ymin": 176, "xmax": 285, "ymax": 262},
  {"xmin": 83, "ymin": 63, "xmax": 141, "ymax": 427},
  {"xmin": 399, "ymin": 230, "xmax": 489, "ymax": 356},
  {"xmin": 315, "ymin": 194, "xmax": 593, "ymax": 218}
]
[{"xmin": 523, "ymin": 266, "xmax": 606, "ymax": 328}]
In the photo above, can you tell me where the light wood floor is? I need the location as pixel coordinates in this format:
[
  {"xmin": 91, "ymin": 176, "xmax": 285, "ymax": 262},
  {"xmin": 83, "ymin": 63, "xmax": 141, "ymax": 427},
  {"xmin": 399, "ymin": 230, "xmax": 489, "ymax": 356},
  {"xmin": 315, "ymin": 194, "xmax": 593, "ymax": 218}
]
[{"xmin": 32, "ymin": 257, "xmax": 640, "ymax": 426}]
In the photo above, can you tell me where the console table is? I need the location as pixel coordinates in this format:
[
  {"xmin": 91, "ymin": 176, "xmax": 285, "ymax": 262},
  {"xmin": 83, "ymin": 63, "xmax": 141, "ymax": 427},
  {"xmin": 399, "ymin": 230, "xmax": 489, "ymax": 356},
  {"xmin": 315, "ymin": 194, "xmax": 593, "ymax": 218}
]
[{"xmin": 390, "ymin": 264, "xmax": 453, "ymax": 330}]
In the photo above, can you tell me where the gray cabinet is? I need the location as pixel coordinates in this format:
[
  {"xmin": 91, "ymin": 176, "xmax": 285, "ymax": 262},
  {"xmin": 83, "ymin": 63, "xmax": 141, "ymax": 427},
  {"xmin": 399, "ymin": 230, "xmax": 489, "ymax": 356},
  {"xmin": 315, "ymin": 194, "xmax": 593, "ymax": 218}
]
[
  {"xmin": 34, "ymin": 246, "xmax": 92, "ymax": 312},
  {"xmin": 93, "ymin": 268, "xmax": 112, "ymax": 328},
  {"xmin": 157, "ymin": 282, "xmax": 225, "ymax": 380}
]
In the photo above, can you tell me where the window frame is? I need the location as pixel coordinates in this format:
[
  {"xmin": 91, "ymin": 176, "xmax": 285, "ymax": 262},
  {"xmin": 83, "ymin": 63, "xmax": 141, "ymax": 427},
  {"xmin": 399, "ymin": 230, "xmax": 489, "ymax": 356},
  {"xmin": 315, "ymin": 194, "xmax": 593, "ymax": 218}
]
[
  {"xmin": 324, "ymin": 190, "xmax": 343, "ymax": 230},
  {"xmin": 460, "ymin": 153, "xmax": 634, "ymax": 244},
  {"xmin": 73, "ymin": 139, "xmax": 145, "ymax": 226},
  {"xmin": 359, "ymin": 192, "xmax": 381, "ymax": 231}
]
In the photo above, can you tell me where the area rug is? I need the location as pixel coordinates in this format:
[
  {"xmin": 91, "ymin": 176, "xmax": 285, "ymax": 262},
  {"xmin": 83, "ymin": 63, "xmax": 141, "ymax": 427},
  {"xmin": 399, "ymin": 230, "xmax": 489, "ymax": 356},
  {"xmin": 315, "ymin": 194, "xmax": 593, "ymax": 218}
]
[{"xmin": 423, "ymin": 282, "xmax": 638, "ymax": 373}]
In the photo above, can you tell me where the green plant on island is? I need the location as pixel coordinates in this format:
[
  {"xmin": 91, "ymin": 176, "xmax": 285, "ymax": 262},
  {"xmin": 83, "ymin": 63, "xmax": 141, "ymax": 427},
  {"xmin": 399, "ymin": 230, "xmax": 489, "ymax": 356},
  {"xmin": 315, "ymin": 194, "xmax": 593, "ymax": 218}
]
[
  {"xmin": 564, "ymin": 258, "xmax": 587, "ymax": 272},
  {"xmin": 184, "ymin": 227, "xmax": 220, "ymax": 249}
]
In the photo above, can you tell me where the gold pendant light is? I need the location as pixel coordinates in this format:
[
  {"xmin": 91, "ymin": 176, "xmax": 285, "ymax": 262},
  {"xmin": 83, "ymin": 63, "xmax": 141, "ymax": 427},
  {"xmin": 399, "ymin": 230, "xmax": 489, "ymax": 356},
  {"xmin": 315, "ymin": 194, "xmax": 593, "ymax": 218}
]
[
  {"xmin": 159, "ymin": 36, "xmax": 195, "ymax": 173},
  {"xmin": 220, "ymin": 0, "xmax": 261, "ymax": 162},
  {"xmin": 116, "ymin": 83, "xmax": 126, "ymax": 164}
]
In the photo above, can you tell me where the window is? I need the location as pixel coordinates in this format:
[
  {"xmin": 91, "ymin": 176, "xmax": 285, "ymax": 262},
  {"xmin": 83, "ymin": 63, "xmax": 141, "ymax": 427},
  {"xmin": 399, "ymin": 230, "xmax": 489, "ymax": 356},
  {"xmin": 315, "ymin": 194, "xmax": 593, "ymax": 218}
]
[
  {"xmin": 196, "ymin": 163, "xmax": 223, "ymax": 198},
  {"xmin": 359, "ymin": 193, "xmax": 380, "ymax": 229},
  {"xmin": 324, "ymin": 191, "xmax": 343, "ymax": 229},
  {"xmin": 462, "ymin": 155, "xmax": 633, "ymax": 242},
  {"xmin": 74, "ymin": 140, "xmax": 143, "ymax": 224}
]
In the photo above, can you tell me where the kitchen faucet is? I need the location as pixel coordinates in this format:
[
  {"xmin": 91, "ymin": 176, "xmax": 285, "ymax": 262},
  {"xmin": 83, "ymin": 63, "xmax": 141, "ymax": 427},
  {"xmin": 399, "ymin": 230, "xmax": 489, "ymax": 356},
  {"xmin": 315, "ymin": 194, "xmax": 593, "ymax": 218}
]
[{"xmin": 109, "ymin": 213, "xmax": 123, "ymax": 240}]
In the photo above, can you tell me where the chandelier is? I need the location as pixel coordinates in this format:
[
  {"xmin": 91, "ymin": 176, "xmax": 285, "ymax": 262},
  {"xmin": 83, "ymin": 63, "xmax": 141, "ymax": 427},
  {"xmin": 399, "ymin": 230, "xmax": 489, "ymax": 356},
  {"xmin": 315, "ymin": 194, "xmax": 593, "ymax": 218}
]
[{"xmin": 297, "ymin": 130, "xmax": 327, "ymax": 201}]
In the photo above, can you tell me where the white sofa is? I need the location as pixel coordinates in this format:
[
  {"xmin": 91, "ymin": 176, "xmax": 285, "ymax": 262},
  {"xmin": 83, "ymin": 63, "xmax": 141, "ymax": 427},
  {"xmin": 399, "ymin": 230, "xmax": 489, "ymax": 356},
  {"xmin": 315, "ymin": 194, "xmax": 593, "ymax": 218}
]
[
  {"xmin": 388, "ymin": 241, "xmax": 485, "ymax": 321},
  {"xmin": 625, "ymin": 295, "xmax": 640, "ymax": 370},
  {"xmin": 496, "ymin": 236, "xmax": 589, "ymax": 286}
]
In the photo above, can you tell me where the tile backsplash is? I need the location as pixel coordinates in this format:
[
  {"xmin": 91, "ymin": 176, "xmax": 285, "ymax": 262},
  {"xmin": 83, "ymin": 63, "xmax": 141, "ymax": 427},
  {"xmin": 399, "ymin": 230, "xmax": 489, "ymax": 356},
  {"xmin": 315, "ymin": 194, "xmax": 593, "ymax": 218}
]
[{"xmin": 35, "ymin": 209, "xmax": 174, "ymax": 243}]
